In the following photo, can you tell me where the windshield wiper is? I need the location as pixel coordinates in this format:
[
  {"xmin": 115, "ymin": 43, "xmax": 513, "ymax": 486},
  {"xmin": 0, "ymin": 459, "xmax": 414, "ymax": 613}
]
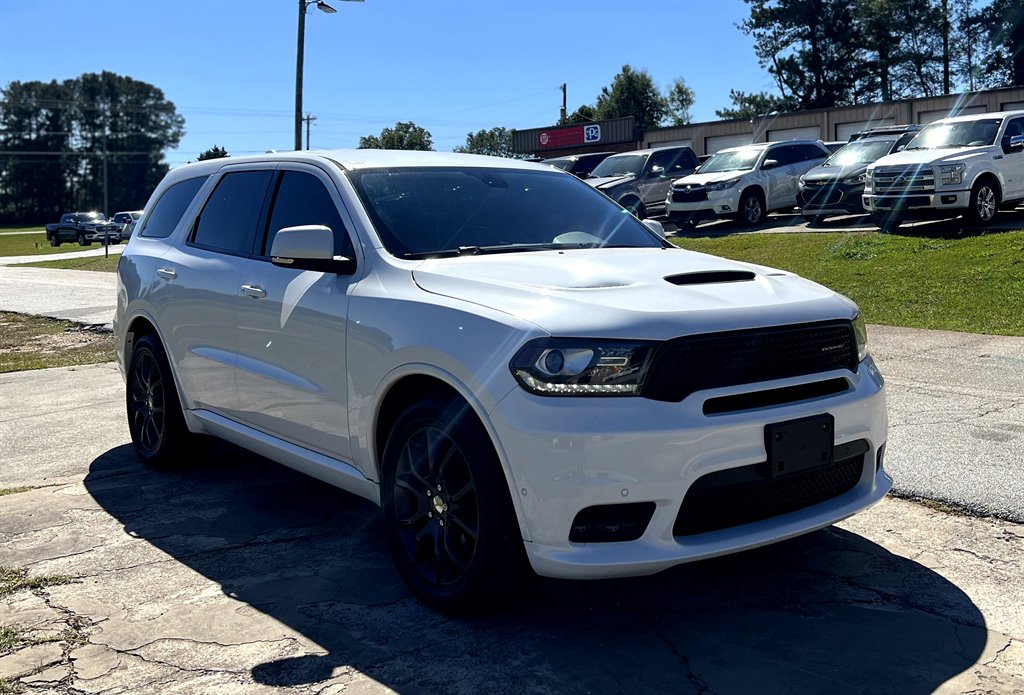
[{"xmin": 403, "ymin": 242, "xmax": 647, "ymax": 259}]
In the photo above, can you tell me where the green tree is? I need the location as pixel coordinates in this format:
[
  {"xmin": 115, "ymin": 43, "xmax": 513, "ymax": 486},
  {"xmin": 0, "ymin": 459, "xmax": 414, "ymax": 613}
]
[
  {"xmin": 0, "ymin": 71, "xmax": 183, "ymax": 225},
  {"xmin": 564, "ymin": 104, "xmax": 597, "ymax": 124},
  {"xmin": 359, "ymin": 121, "xmax": 434, "ymax": 150},
  {"xmin": 594, "ymin": 65, "xmax": 668, "ymax": 129},
  {"xmin": 197, "ymin": 145, "xmax": 228, "ymax": 161},
  {"xmin": 981, "ymin": 0, "xmax": 1024, "ymax": 87},
  {"xmin": 666, "ymin": 77, "xmax": 696, "ymax": 125},
  {"xmin": 454, "ymin": 127, "xmax": 520, "ymax": 158},
  {"xmin": 715, "ymin": 90, "xmax": 797, "ymax": 119},
  {"xmin": 740, "ymin": 0, "xmax": 866, "ymax": 108}
]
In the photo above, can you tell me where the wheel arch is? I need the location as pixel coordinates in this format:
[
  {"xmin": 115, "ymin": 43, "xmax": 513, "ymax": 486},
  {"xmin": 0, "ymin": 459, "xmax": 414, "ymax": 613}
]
[
  {"xmin": 371, "ymin": 368, "xmax": 531, "ymax": 541},
  {"xmin": 123, "ymin": 312, "xmax": 200, "ymax": 433},
  {"xmin": 971, "ymin": 171, "xmax": 1002, "ymax": 202}
]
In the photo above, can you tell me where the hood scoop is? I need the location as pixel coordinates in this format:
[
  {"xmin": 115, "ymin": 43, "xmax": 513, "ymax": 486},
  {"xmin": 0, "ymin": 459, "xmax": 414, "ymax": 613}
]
[{"xmin": 665, "ymin": 270, "xmax": 756, "ymax": 286}]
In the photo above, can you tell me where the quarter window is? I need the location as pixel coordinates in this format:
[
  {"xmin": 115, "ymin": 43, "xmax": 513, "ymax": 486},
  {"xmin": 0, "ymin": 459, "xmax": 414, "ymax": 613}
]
[
  {"xmin": 262, "ymin": 171, "xmax": 353, "ymax": 257},
  {"xmin": 191, "ymin": 171, "xmax": 272, "ymax": 254},
  {"xmin": 139, "ymin": 176, "xmax": 207, "ymax": 239}
]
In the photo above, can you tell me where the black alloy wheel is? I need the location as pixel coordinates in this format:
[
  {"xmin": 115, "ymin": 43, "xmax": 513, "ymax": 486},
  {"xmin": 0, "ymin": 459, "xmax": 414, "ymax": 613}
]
[
  {"xmin": 126, "ymin": 334, "xmax": 190, "ymax": 465},
  {"xmin": 623, "ymin": 198, "xmax": 646, "ymax": 220},
  {"xmin": 382, "ymin": 397, "xmax": 527, "ymax": 610}
]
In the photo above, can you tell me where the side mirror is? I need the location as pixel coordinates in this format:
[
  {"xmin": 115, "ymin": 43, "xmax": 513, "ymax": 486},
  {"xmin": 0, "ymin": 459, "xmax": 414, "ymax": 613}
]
[
  {"xmin": 762, "ymin": 159, "xmax": 779, "ymax": 170},
  {"xmin": 1009, "ymin": 134, "xmax": 1024, "ymax": 152},
  {"xmin": 642, "ymin": 219, "xmax": 666, "ymax": 239},
  {"xmin": 650, "ymin": 165, "xmax": 665, "ymax": 177},
  {"xmin": 270, "ymin": 225, "xmax": 355, "ymax": 275}
]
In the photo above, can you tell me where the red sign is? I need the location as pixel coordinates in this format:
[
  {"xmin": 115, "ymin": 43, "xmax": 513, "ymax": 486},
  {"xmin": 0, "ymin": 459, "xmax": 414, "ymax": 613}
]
[{"xmin": 537, "ymin": 126, "xmax": 585, "ymax": 149}]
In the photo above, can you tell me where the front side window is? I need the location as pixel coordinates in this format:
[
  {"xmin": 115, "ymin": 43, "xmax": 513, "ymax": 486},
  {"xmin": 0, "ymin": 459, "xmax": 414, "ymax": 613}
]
[
  {"xmin": 191, "ymin": 171, "xmax": 272, "ymax": 254},
  {"xmin": 262, "ymin": 171, "xmax": 353, "ymax": 258},
  {"xmin": 139, "ymin": 176, "xmax": 207, "ymax": 239},
  {"xmin": 348, "ymin": 167, "xmax": 664, "ymax": 259}
]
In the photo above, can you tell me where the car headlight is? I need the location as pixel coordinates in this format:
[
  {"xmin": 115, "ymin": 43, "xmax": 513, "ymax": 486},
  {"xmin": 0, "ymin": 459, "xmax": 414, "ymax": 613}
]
[
  {"xmin": 853, "ymin": 313, "xmax": 869, "ymax": 362},
  {"xmin": 938, "ymin": 163, "xmax": 965, "ymax": 185},
  {"xmin": 510, "ymin": 338, "xmax": 657, "ymax": 396},
  {"xmin": 707, "ymin": 178, "xmax": 741, "ymax": 192},
  {"xmin": 842, "ymin": 173, "xmax": 867, "ymax": 186}
]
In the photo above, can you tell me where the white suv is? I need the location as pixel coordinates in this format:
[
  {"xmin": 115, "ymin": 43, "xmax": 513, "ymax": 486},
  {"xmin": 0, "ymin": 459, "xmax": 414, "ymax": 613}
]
[
  {"xmin": 115, "ymin": 150, "xmax": 890, "ymax": 609},
  {"xmin": 863, "ymin": 110, "xmax": 1024, "ymax": 230},
  {"xmin": 666, "ymin": 141, "xmax": 830, "ymax": 227}
]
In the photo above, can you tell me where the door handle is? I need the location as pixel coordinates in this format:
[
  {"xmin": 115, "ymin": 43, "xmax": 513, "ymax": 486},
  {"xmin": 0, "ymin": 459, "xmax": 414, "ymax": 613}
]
[
  {"xmin": 156, "ymin": 268, "xmax": 176, "ymax": 280},
  {"xmin": 240, "ymin": 284, "xmax": 266, "ymax": 299}
]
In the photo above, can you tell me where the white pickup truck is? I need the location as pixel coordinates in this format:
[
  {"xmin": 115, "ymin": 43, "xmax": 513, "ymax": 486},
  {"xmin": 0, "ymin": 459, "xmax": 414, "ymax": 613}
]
[{"xmin": 863, "ymin": 110, "xmax": 1024, "ymax": 230}]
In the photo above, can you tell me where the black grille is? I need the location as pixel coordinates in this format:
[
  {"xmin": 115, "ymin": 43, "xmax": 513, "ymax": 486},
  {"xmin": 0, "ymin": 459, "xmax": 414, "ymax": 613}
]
[
  {"xmin": 873, "ymin": 194, "xmax": 931, "ymax": 208},
  {"xmin": 800, "ymin": 188, "xmax": 844, "ymax": 206},
  {"xmin": 641, "ymin": 321, "xmax": 857, "ymax": 403},
  {"xmin": 672, "ymin": 187, "xmax": 708, "ymax": 203},
  {"xmin": 673, "ymin": 441, "xmax": 868, "ymax": 536}
]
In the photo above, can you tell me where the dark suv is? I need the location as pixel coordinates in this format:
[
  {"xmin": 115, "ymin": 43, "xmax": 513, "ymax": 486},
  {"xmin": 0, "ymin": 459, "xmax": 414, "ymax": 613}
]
[
  {"xmin": 542, "ymin": 151, "xmax": 615, "ymax": 178},
  {"xmin": 799, "ymin": 126, "xmax": 919, "ymax": 222},
  {"xmin": 585, "ymin": 146, "xmax": 699, "ymax": 219}
]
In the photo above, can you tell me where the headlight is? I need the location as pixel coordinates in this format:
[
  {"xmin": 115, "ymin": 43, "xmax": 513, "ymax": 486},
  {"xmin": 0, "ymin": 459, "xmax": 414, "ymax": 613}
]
[
  {"xmin": 707, "ymin": 178, "xmax": 741, "ymax": 192},
  {"xmin": 842, "ymin": 173, "xmax": 867, "ymax": 186},
  {"xmin": 938, "ymin": 163, "xmax": 965, "ymax": 185},
  {"xmin": 853, "ymin": 313, "xmax": 869, "ymax": 362},
  {"xmin": 510, "ymin": 338, "xmax": 657, "ymax": 396}
]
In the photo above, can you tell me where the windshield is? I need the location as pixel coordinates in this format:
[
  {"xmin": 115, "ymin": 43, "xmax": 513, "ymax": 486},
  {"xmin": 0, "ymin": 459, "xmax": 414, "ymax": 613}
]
[
  {"xmin": 348, "ymin": 167, "xmax": 664, "ymax": 258},
  {"xmin": 81, "ymin": 213, "xmax": 106, "ymax": 222},
  {"xmin": 542, "ymin": 157, "xmax": 572, "ymax": 172},
  {"xmin": 699, "ymin": 147, "xmax": 763, "ymax": 173},
  {"xmin": 825, "ymin": 139, "xmax": 897, "ymax": 166},
  {"xmin": 589, "ymin": 154, "xmax": 646, "ymax": 178},
  {"xmin": 906, "ymin": 119, "xmax": 1000, "ymax": 149}
]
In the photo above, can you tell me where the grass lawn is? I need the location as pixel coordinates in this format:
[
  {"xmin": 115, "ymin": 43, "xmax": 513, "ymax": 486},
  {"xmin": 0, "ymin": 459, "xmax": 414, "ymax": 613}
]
[
  {"xmin": 672, "ymin": 230, "xmax": 1024, "ymax": 336},
  {"xmin": 14, "ymin": 254, "xmax": 121, "ymax": 272},
  {"xmin": 0, "ymin": 231, "xmax": 84, "ymax": 257},
  {"xmin": 0, "ymin": 312, "xmax": 115, "ymax": 373}
]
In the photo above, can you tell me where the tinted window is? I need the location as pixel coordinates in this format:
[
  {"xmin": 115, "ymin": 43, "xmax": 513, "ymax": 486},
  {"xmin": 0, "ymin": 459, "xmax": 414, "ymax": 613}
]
[
  {"xmin": 1003, "ymin": 118, "xmax": 1024, "ymax": 152},
  {"xmin": 766, "ymin": 145, "xmax": 798, "ymax": 166},
  {"xmin": 649, "ymin": 149, "xmax": 695, "ymax": 177},
  {"xmin": 139, "ymin": 176, "xmax": 207, "ymax": 239},
  {"xmin": 191, "ymin": 171, "xmax": 272, "ymax": 254},
  {"xmin": 262, "ymin": 171, "xmax": 353, "ymax": 257},
  {"xmin": 349, "ymin": 167, "xmax": 663, "ymax": 258},
  {"xmin": 799, "ymin": 144, "xmax": 828, "ymax": 161}
]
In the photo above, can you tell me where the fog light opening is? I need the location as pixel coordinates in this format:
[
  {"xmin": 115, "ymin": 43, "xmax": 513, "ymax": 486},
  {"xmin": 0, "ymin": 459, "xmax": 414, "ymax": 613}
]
[{"xmin": 569, "ymin": 502, "xmax": 656, "ymax": 543}]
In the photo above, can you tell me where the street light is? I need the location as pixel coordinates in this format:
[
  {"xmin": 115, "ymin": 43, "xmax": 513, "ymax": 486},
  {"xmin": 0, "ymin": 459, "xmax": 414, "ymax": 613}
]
[{"xmin": 295, "ymin": 0, "xmax": 362, "ymax": 151}]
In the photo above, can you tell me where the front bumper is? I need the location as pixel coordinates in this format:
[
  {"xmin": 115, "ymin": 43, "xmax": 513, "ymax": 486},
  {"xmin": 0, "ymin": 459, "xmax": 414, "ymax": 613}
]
[
  {"xmin": 799, "ymin": 181, "xmax": 866, "ymax": 216},
  {"xmin": 863, "ymin": 189, "xmax": 970, "ymax": 216},
  {"xmin": 665, "ymin": 187, "xmax": 743, "ymax": 220},
  {"xmin": 490, "ymin": 356, "xmax": 889, "ymax": 579}
]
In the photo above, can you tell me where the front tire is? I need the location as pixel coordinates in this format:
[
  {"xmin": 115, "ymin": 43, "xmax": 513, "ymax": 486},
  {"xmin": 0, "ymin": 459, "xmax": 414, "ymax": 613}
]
[
  {"xmin": 871, "ymin": 211, "xmax": 903, "ymax": 232},
  {"xmin": 622, "ymin": 198, "xmax": 646, "ymax": 220},
  {"xmin": 381, "ymin": 396, "xmax": 527, "ymax": 611},
  {"xmin": 966, "ymin": 179, "xmax": 999, "ymax": 227},
  {"xmin": 78, "ymin": 233, "xmax": 90, "ymax": 246},
  {"xmin": 48, "ymin": 236, "xmax": 60, "ymax": 247},
  {"xmin": 737, "ymin": 189, "xmax": 766, "ymax": 226},
  {"xmin": 126, "ymin": 334, "xmax": 192, "ymax": 466}
]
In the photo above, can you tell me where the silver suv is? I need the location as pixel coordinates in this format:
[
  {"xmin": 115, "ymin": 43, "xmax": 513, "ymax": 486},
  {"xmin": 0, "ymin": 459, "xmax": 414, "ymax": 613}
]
[{"xmin": 585, "ymin": 146, "xmax": 699, "ymax": 219}]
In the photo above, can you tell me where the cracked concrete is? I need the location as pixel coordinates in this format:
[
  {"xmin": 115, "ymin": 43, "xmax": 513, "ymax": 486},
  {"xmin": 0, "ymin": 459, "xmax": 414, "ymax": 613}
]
[{"xmin": 2, "ymin": 445, "xmax": 1023, "ymax": 694}]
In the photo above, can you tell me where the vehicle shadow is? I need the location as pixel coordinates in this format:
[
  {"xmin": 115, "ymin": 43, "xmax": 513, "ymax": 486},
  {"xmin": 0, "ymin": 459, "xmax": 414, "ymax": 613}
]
[{"xmin": 85, "ymin": 442, "xmax": 988, "ymax": 694}]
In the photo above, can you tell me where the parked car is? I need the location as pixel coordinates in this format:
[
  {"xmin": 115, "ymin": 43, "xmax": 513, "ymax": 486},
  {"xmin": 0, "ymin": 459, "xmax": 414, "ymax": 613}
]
[
  {"xmin": 863, "ymin": 110, "xmax": 1024, "ymax": 230},
  {"xmin": 585, "ymin": 146, "xmax": 699, "ymax": 219},
  {"xmin": 799, "ymin": 128, "xmax": 919, "ymax": 222},
  {"xmin": 666, "ymin": 140, "xmax": 831, "ymax": 227},
  {"xmin": 542, "ymin": 151, "xmax": 615, "ymax": 178},
  {"xmin": 115, "ymin": 149, "xmax": 889, "ymax": 610},
  {"xmin": 112, "ymin": 210, "xmax": 144, "ymax": 236},
  {"xmin": 45, "ymin": 212, "xmax": 121, "ymax": 247}
]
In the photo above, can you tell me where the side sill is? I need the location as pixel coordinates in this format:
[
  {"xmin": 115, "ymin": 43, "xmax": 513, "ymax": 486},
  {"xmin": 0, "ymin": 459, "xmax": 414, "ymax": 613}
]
[{"xmin": 190, "ymin": 408, "xmax": 380, "ymax": 506}]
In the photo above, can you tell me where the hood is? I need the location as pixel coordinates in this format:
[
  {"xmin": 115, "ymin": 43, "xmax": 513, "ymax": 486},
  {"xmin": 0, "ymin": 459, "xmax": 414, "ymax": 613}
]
[
  {"xmin": 411, "ymin": 248, "xmax": 854, "ymax": 339},
  {"xmin": 873, "ymin": 146, "xmax": 992, "ymax": 168},
  {"xmin": 671, "ymin": 170, "xmax": 753, "ymax": 187},
  {"xmin": 802, "ymin": 162, "xmax": 868, "ymax": 183},
  {"xmin": 585, "ymin": 174, "xmax": 635, "ymax": 190}
]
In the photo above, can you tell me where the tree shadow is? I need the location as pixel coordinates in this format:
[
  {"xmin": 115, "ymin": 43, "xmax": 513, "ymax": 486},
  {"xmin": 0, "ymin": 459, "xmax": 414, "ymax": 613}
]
[{"xmin": 85, "ymin": 442, "xmax": 988, "ymax": 694}]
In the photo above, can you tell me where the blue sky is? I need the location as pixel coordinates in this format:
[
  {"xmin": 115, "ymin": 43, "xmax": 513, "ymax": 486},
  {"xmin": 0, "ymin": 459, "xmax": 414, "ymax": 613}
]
[{"xmin": 0, "ymin": 0, "xmax": 777, "ymax": 167}]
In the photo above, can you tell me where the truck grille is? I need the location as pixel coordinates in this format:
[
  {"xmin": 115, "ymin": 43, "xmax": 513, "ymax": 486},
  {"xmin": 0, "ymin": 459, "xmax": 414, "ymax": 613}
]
[
  {"xmin": 671, "ymin": 186, "xmax": 708, "ymax": 203},
  {"xmin": 673, "ymin": 443, "xmax": 867, "ymax": 536},
  {"xmin": 641, "ymin": 320, "xmax": 858, "ymax": 403},
  {"xmin": 872, "ymin": 165, "xmax": 935, "ymax": 194}
]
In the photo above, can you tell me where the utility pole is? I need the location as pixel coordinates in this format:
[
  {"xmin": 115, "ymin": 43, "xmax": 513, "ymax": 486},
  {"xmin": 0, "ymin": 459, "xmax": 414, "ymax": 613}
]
[
  {"xmin": 942, "ymin": 0, "xmax": 951, "ymax": 94},
  {"xmin": 302, "ymin": 113, "xmax": 318, "ymax": 149},
  {"xmin": 560, "ymin": 83, "xmax": 567, "ymax": 124}
]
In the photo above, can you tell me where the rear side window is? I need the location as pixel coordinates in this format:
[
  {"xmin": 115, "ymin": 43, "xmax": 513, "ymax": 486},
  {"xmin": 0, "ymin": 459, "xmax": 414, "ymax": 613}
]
[
  {"xmin": 261, "ymin": 171, "xmax": 353, "ymax": 258},
  {"xmin": 191, "ymin": 171, "xmax": 273, "ymax": 255},
  {"xmin": 139, "ymin": 176, "xmax": 207, "ymax": 239}
]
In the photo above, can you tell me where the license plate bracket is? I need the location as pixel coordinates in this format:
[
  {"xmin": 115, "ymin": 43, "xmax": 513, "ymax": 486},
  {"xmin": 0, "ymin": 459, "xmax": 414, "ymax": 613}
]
[{"xmin": 765, "ymin": 414, "xmax": 834, "ymax": 478}]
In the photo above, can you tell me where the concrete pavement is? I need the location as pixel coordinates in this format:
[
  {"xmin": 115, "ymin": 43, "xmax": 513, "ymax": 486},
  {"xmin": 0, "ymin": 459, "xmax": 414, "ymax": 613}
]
[{"xmin": 0, "ymin": 265, "xmax": 117, "ymax": 328}]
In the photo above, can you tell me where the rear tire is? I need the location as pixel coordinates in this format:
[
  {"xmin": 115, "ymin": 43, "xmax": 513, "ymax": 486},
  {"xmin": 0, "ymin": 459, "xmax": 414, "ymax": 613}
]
[
  {"xmin": 966, "ymin": 179, "xmax": 999, "ymax": 227},
  {"xmin": 381, "ymin": 396, "xmax": 528, "ymax": 612},
  {"xmin": 126, "ymin": 334, "xmax": 193, "ymax": 466}
]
